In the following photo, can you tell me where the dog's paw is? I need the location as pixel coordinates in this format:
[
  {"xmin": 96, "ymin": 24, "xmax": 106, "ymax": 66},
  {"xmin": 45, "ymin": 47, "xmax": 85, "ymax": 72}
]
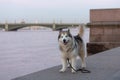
[
  {"xmin": 72, "ymin": 70, "xmax": 76, "ymax": 73},
  {"xmin": 59, "ymin": 69, "xmax": 66, "ymax": 73}
]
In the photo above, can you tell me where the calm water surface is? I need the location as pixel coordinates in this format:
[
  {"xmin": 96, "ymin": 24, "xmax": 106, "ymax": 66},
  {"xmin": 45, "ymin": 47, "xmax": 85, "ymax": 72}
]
[{"xmin": 0, "ymin": 28, "xmax": 89, "ymax": 80}]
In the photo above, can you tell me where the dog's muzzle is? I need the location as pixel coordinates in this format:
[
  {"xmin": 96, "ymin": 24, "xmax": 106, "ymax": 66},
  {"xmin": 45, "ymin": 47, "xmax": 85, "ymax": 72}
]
[{"xmin": 63, "ymin": 39, "xmax": 68, "ymax": 45}]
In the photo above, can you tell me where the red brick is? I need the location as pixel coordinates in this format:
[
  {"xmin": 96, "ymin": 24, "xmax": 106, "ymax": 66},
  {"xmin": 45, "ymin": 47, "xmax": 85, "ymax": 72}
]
[
  {"xmin": 90, "ymin": 8, "xmax": 120, "ymax": 22},
  {"xmin": 113, "ymin": 26, "xmax": 120, "ymax": 34},
  {"xmin": 103, "ymin": 27, "xmax": 113, "ymax": 35},
  {"xmin": 87, "ymin": 8, "xmax": 120, "ymax": 54},
  {"xmin": 90, "ymin": 35, "xmax": 102, "ymax": 42},
  {"xmin": 92, "ymin": 27, "xmax": 104, "ymax": 35}
]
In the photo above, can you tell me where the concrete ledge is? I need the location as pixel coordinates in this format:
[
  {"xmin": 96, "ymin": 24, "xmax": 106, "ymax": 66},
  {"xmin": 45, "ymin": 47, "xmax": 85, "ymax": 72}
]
[
  {"xmin": 12, "ymin": 47, "xmax": 120, "ymax": 80},
  {"xmin": 87, "ymin": 42, "xmax": 120, "ymax": 55}
]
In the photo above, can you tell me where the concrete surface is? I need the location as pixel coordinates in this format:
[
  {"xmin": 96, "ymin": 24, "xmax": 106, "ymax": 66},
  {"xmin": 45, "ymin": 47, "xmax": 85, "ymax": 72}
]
[{"xmin": 12, "ymin": 47, "xmax": 120, "ymax": 80}]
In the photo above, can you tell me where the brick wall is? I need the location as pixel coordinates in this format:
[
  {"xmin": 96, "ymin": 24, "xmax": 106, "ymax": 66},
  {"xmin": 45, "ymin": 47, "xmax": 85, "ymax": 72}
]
[
  {"xmin": 90, "ymin": 26, "xmax": 120, "ymax": 42},
  {"xmin": 90, "ymin": 9, "xmax": 120, "ymax": 22},
  {"xmin": 87, "ymin": 8, "xmax": 120, "ymax": 54}
]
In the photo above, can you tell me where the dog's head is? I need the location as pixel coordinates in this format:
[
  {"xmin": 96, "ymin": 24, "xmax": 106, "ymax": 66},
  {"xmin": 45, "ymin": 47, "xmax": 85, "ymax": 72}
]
[{"xmin": 58, "ymin": 29, "xmax": 72, "ymax": 45}]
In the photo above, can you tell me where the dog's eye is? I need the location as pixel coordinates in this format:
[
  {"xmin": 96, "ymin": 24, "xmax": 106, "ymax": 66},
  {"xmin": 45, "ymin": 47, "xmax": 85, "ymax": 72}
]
[
  {"xmin": 65, "ymin": 35, "xmax": 68, "ymax": 37},
  {"xmin": 61, "ymin": 36, "xmax": 63, "ymax": 38}
]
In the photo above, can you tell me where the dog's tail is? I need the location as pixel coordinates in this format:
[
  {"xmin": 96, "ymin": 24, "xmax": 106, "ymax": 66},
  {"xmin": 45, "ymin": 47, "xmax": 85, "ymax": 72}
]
[
  {"xmin": 79, "ymin": 24, "xmax": 85, "ymax": 38},
  {"xmin": 79, "ymin": 24, "xmax": 87, "ymax": 58}
]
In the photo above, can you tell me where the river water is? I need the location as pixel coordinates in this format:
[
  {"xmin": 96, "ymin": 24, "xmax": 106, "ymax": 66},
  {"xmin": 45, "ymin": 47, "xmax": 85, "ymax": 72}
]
[{"xmin": 0, "ymin": 27, "xmax": 89, "ymax": 80}]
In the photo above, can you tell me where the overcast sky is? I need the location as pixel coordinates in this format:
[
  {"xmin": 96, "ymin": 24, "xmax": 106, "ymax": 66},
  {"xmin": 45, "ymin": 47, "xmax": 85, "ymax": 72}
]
[{"xmin": 0, "ymin": 0, "xmax": 120, "ymax": 23}]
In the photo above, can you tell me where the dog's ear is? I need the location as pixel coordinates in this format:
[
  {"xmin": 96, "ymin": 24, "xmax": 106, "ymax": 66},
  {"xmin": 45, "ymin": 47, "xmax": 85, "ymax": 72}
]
[
  {"xmin": 68, "ymin": 29, "xmax": 70, "ymax": 33},
  {"xmin": 67, "ymin": 29, "xmax": 72, "ymax": 37},
  {"xmin": 59, "ymin": 29, "xmax": 62, "ymax": 34},
  {"xmin": 58, "ymin": 29, "xmax": 62, "ymax": 40}
]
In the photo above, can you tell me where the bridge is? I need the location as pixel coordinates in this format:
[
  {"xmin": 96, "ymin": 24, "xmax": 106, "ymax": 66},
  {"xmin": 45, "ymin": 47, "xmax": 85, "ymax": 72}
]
[{"xmin": 0, "ymin": 22, "xmax": 81, "ymax": 31}]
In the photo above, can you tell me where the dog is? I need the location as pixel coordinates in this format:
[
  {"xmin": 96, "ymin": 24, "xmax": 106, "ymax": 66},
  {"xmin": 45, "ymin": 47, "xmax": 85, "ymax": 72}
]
[{"xmin": 58, "ymin": 26, "xmax": 87, "ymax": 73}]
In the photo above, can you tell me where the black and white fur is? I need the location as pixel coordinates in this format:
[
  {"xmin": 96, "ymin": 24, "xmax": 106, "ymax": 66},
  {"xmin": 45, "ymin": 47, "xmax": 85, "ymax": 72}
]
[{"xmin": 58, "ymin": 26, "xmax": 87, "ymax": 73}]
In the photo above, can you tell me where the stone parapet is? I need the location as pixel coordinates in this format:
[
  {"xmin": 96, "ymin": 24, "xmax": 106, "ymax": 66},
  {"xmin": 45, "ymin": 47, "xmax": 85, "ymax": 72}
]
[
  {"xmin": 87, "ymin": 8, "xmax": 120, "ymax": 55},
  {"xmin": 89, "ymin": 26, "xmax": 120, "ymax": 42},
  {"xmin": 90, "ymin": 8, "xmax": 120, "ymax": 22}
]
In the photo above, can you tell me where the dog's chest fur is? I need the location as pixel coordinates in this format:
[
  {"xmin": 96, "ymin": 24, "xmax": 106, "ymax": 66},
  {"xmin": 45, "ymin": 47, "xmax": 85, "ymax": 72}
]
[{"xmin": 59, "ymin": 38, "xmax": 81, "ymax": 58}]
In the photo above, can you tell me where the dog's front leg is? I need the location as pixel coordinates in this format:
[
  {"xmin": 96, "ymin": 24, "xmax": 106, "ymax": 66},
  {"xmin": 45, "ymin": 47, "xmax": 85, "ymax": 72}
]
[
  {"xmin": 59, "ymin": 57, "xmax": 67, "ymax": 72},
  {"xmin": 71, "ymin": 58, "xmax": 77, "ymax": 73}
]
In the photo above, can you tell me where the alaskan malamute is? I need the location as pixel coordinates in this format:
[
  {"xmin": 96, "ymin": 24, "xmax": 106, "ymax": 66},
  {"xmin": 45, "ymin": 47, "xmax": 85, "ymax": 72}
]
[{"xmin": 58, "ymin": 26, "xmax": 87, "ymax": 73}]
